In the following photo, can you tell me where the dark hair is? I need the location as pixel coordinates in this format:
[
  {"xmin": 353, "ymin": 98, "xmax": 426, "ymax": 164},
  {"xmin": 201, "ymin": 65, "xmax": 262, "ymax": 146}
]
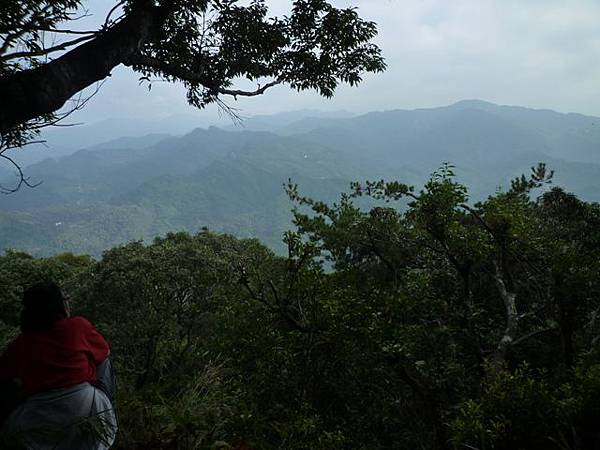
[{"xmin": 20, "ymin": 281, "xmax": 68, "ymax": 333}]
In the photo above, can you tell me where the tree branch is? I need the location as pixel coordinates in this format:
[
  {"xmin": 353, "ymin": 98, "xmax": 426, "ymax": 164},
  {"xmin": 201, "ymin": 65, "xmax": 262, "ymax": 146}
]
[
  {"xmin": 1, "ymin": 34, "xmax": 96, "ymax": 61},
  {"xmin": 0, "ymin": 4, "xmax": 54, "ymax": 56},
  {"xmin": 0, "ymin": 152, "xmax": 42, "ymax": 194},
  {"xmin": 37, "ymin": 28, "xmax": 99, "ymax": 36},
  {"xmin": 104, "ymin": 1, "xmax": 127, "ymax": 29},
  {"xmin": 0, "ymin": 81, "xmax": 104, "ymax": 193},
  {"xmin": 459, "ymin": 203, "xmax": 496, "ymax": 239},
  {"xmin": 0, "ymin": 1, "xmax": 164, "ymax": 134},
  {"xmin": 491, "ymin": 260, "xmax": 518, "ymax": 367},
  {"xmin": 125, "ymin": 53, "xmax": 282, "ymax": 97},
  {"xmin": 218, "ymin": 80, "xmax": 282, "ymax": 98},
  {"xmin": 238, "ymin": 266, "xmax": 313, "ymax": 333}
]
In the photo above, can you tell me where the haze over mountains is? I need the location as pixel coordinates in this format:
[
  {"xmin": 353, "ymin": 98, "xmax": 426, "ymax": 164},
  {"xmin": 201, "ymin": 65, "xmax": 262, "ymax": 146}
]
[{"xmin": 1, "ymin": 100, "xmax": 599, "ymax": 256}]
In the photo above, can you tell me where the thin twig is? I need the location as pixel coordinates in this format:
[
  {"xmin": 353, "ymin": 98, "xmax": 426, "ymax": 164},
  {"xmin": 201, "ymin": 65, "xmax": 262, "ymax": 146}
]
[
  {"xmin": 1, "ymin": 34, "xmax": 95, "ymax": 61},
  {"xmin": 38, "ymin": 27, "xmax": 98, "ymax": 35},
  {"xmin": 104, "ymin": 1, "xmax": 127, "ymax": 29},
  {"xmin": 0, "ymin": 153, "xmax": 42, "ymax": 193}
]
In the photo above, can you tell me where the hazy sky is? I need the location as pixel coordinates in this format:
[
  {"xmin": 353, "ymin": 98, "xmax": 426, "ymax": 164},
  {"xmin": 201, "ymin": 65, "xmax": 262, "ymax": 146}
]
[{"xmin": 70, "ymin": 0, "xmax": 600, "ymax": 124}]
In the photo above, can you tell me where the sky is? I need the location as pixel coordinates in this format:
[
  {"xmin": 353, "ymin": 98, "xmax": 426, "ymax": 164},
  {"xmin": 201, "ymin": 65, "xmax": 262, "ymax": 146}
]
[{"xmin": 68, "ymin": 0, "xmax": 600, "ymax": 124}]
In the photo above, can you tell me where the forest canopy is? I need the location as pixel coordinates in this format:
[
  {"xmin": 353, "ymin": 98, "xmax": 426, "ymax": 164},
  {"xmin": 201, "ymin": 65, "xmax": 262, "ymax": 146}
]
[{"xmin": 2, "ymin": 168, "xmax": 599, "ymax": 449}]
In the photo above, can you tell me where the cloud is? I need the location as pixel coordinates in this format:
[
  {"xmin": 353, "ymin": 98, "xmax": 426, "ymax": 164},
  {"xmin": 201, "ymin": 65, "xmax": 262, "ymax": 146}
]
[{"xmin": 70, "ymin": 0, "xmax": 600, "ymax": 123}]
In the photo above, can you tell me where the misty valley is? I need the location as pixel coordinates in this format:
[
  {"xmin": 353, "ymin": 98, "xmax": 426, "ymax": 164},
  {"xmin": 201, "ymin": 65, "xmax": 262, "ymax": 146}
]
[{"xmin": 2, "ymin": 100, "xmax": 600, "ymax": 256}]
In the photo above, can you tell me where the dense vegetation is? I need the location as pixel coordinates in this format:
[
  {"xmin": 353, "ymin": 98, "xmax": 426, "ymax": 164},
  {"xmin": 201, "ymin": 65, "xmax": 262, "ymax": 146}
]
[
  {"xmin": 2, "ymin": 166, "xmax": 599, "ymax": 449},
  {"xmin": 2, "ymin": 101, "xmax": 600, "ymax": 257}
]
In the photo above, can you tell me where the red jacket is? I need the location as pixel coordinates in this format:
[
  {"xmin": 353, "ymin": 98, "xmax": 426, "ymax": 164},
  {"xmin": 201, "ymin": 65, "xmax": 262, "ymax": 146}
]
[{"xmin": 0, "ymin": 316, "xmax": 109, "ymax": 397}]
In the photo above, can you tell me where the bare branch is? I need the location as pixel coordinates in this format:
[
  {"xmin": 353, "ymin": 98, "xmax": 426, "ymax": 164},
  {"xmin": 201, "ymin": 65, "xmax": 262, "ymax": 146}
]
[
  {"xmin": 0, "ymin": 139, "xmax": 47, "ymax": 156},
  {"xmin": 268, "ymin": 280, "xmax": 281, "ymax": 306},
  {"xmin": 0, "ymin": 81, "xmax": 104, "ymax": 193},
  {"xmin": 22, "ymin": 80, "xmax": 104, "ymax": 133},
  {"xmin": 38, "ymin": 28, "xmax": 99, "ymax": 36},
  {"xmin": 0, "ymin": 152, "xmax": 42, "ymax": 194},
  {"xmin": 214, "ymin": 97, "xmax": 244, "ymax": 125},
  {"xmin": 490, "ymin": 260, "xmax": 518, "ymax": 367},
  {"xmin": 65, "ymin": 9, "xmax": 93, "ymax": 22},
  {"xmin": 125, "ymin": 54, "xmax": 282, "ymax": 98},
  {"xmin": 239, "ymin": 268, "xmax": 278, "ymax": 313},
  {"xmin": 1, "ymin": 34, "xmax": 96, "ymax": 61},
  {"xmin": 238, "ymin": 265, "xmax": 313, "ymax": 332},
  {"xmin": 218, "ymin": 80, "xmax": 282, "ymax": 98},
  {"xmin": 104, "ymin": 1, "xmax": 127, "ymax": 29},
  {"xmin": 459, "ymin": 203, "xmax": 496, "ymax": 239}
]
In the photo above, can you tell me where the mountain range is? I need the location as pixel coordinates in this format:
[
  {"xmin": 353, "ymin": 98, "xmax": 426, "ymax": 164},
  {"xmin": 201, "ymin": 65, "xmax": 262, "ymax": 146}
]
[{"xmin": 1, "ymin": 100, "xmax": 599, "ymax": 256}]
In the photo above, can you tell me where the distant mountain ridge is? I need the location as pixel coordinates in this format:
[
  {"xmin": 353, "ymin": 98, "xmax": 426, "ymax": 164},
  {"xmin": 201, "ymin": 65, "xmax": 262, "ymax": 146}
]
[
  {"xmin": 1, "ymin": 100, "xmax": 599, "ymax": 256},
  {"xmin": 281, "ymin": 100, "xmax": 600, "ymax": 164},
  {"xmin": 225, "ymin": 109, "xmax": 356, "ymax": 133},
  {"xmin": 8, "ymin": 113, "xmax": 221, "ymax": 168}
]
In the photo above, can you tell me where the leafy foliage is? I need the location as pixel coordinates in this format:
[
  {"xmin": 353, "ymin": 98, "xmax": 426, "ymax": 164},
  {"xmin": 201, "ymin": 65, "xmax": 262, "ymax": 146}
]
[
  {"xmin": 1, "ymin": 168, "xmax": 599, "ymax": 449},
  {"xmin": 0, "ymin": 0, "xmax": 384, "ymax": 150}
]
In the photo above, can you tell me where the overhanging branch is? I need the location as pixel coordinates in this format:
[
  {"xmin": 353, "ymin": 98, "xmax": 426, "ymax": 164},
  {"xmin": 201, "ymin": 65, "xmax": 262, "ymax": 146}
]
[
  {"xmin": 125, "ymin": 54, "xmax": 282, "ymax": 98},
  {"xmin": 0, "ymin": 152, "xmax": 42, "ymax": 194},
  {"xmin": 0, "ymin": 4, "xmax": 54, "ymax": 56},
  {"xmin": 218, "ymin": 80, "xmax": 282, "ymax": 98},
  {"xmin": 0, "ymin": 1, "xmax": 165, "ymax": 134},
  {"xmin": 1, "ymin": 34, "xmax": 96, "ymax": 61}
]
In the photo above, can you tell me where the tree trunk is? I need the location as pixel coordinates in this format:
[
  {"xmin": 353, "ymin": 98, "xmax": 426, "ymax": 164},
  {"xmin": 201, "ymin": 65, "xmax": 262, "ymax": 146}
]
[
  {"xmin": 491, "ymin": 261, "xmax": 518, "ymax": 369},
  {"xmin": 0, "ymin": 3, "xmax": 160, "ymax": 133}
]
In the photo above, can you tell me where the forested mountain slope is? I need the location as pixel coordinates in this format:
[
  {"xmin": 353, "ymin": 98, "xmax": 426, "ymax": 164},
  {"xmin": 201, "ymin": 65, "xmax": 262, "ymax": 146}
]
[
  {"xmin": 1, "ymin": 101, "xmax": 599, "ymax": 256},
  {"xmin": 8, "ymin": 113, "xmax": 219, "ymax": 168}
]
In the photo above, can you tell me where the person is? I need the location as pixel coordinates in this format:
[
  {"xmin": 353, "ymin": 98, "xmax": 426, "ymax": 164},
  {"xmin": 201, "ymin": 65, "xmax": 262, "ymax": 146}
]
[{"xmin": 0, "ymin": 281, "xmax": 117, "ymax": 449}]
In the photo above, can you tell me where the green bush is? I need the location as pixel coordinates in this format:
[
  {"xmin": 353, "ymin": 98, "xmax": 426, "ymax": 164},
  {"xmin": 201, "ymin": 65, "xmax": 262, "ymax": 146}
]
[
  {"xmin": 450, "ymin": 366, "xmax": 562, "ymax": 450},
  {"xmin": 451, "ymin": 364, "xmax": 600, "ymax": 450}
]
